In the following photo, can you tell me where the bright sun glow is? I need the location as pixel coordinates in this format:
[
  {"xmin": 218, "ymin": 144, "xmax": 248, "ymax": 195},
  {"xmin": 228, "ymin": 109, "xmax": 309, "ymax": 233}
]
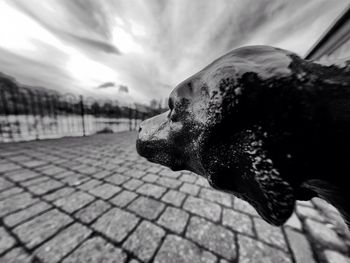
[
  {"xmin": 66, "ymin": 47, "xmax": 118, "ymax": 88},
  {"xmin": 112, "ymin": 19, "xmax": 143, "ymax": 53}
]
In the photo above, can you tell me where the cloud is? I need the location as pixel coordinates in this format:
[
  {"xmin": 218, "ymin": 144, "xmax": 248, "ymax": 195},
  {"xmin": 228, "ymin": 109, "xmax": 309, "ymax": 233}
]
[
  {"xmin": 97, "ymin": 82, "xmax": 116, "ymax": 89},
  {"xmin": 0, "ymin": 0, "xmax": 348, "ymax": 104}
]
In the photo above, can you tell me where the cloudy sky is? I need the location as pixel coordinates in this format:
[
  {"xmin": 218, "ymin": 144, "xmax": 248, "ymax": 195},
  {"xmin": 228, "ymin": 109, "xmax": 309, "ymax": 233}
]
[{"xmin": 0, "ymin": 0, "xmax": 349, "ymax": 103}]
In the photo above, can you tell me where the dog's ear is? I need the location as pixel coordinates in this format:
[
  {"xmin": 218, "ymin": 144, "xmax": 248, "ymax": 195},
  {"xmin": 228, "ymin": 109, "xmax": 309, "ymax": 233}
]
[
  {"xmin": 238, "ymin": 130, "xmax": 296, "ymax": 225},
  {"xmin": 249, "ymin": 167, "xmax": 295, "ymax": 225},
  {"xmin": 205, "ymin": 129, "xmax": 296, "ymax": 226}
]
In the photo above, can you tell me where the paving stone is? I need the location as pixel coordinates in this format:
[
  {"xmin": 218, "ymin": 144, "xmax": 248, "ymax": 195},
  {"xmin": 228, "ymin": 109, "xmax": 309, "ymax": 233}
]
[
  {"xmin": 154, "ymin": 235, "xmax": 217, "ymax": 263},
  {"xmin": 7, "ymin": 155, "xmax": 31, "ymax": 162},
  {"xmin": 180, "ymin": 183, "xmax": 200, "ymax": 195},
  {"xmin": 34, "ymin": 223, "xmax": 91, "ymax": 262},
  {"xmin": 123, "ymin": 169, "xmax": 146, "ymax": 179},
  {"xmin": 21, "ymin": 159, "xmax": 46, "ymax": 168},
  {"xmin": 4, "ymin": 169, "xmax": 39, "ymax": 182},
  {"xmin": 0, "ymin": 187, "xmax": 23, "ymax": 200},
  {"xmin": 93, "ymin": 207, "xmax": 139, "ymax": 242},
  {"xmin": 4, "ymin": 202, "xmax": 52, "ymax": 227},
  {"xmin": 304, "ymin": 218, "xmax": 348, "ymax": 252},
  {"xmin": 105, "ymin": 173, "xmax": 129, "ymax": 185},
  {"xmin": 43, "ymin": 187, "xmax": 76, "ymax": 201},
  {"xmin": 254, "ymin": 218, "xmax": 288, "ymax": 251},
  {"xmin": 28, "ymin": 179, "xmax": 64, "ymax": 195},
  {"xmin": 156, "ymin": 177, "xmax": 182, "ymax": 189},
  {"xmin": 136, "ymin": 183, "xmax": 167, "ymax": 198},
  {"xmin": 115, "ymin": 166, "xmax": 129, "ymax": 174},
  {"xmin": 62, "ymin": 176, "xmax": 90, "ymax": 187},
  {"xmin": 142, "ymin": 173, "xmax": 160, "ymax": 183},
  {"xmin": 75, "ymin": 165, "xmax": 101, "ymax": 176},
  {"xmin": 53, "ymin": 170, "xmax": 78, "ymax": 180},
  {"xmin": 62, "ymin": 237, "xmax": 127, "ymax": 263},
  {"xmin": 77, "ymin": 179, "xmax": 102, "ymax": 191},
  {"xmin": 186, "ymin": 216, "xmax": 236, "ymax": 260},
  {"xmin": 54, "ymin": 191, "xmax": 95, "ymax": 213},
  {"xmin": 234, "ymin": 198, "xmax": 259, "ymax": 217},
  {"xmin": 161, "ymin": 190, "xmax": 186, "ymax": 207},
  {"xmin": 200, "ymin": 188, "xmax": 232, "ymax": 207},
  {"xmin": 146, "ymin": 166, "xmax": 163, "ymax": 174},
  {"xmin": 222, "ymin": 208, "xmax": 254, "ymax": 236},
  {"xmin": 312, "ymin": 198, "xmax": 339, "ymax": 214},
  {"xmin": 74, "ymin": 200, "xmax": 111, "ymax": 224},
  {"xmin": 238, "ymin": 234, "xmax": 292, "ymax": 263},
  {"xmin": 91, "ymin": 170, "xmax": 112, "ymax": 179},
  {"xmin": 297, "ymin": 200, "xmax": 314, "ymax": 207},
  {"xmin": 157, "ymin": 207, "xmax": 189, "ymax": 234},
  {"xmin": 13, "ymin": 209, "xmax": 73, "ymax": 249},
  {"xmin": 0, "ymin": 248, "xmax": 33, "ymax": 263},
  {"xmin": 123, "ymin": 221, "xmax": 165, "ymax": 262},
  {"xmin": 183, "ymin": 196, "xmax": 221, "ymax": 222},
  {"xmin": 158, "ymin": 169, "xmax": 181, "ymax": 178},
  {"xmin": 20, "ymin": 176, "xmax": 49, "ymax": 187},
  {"xmin": 285, "ymin": 213, "xmax": 302, "ymax": 231},
  {"xmin": 179, "ymin": 173, "xmax": 197, "ymax": 183},
  {"xmin": 297, "ymin": 205, "xmax": 325, "ymax": 222},
  {"xmin": 285, "ymin": 228, "xmax": 317, "ymax": 263},
  {"xmin": 0, "ymin": 162, "xmax": 21, "ymax": 173},
  {"xmin": 38, "ymin": 165, "xmax": 67, "ymax": 176},
  {"xmin": 195, "ymin": 177, "xmax": 210, "ymax": 187},
  {"xmin": 313, "ymin": 199, "xmax": 350, "ymax": 239},
  {"xmin": 0, "ymin": 192, "xmax": 37, "ymax": 217},
  {"xmin": 0, "ymin": 227, "xmax": 16, "ymax": 254},
  {"xmin": 88, "ymin": 183, "xmax": 121, "ymax": 199},
  {"xmin": 324, "ymin": 250, "xmax": 350, "ymax": 263},
  {"xmin": 110, "ymin": 190, "xmax": 138, "ymax": 207},
  {"xmin": 123, "ymin": 179, "xmax": 144, "ymax": 190},
  {"xmin": 0, "ymin": 177, "xmax": 14, "ymax": 191},
  {"xmin": 128, "ymin": 196, "xmax": 165, "ymax": 220}
]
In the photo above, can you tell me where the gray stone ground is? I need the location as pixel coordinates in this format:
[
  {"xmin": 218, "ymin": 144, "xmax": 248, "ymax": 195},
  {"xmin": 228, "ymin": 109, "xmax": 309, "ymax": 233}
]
[{"xmin": 0, "ymin": 131, "xmax": 350, "ymax": 263}]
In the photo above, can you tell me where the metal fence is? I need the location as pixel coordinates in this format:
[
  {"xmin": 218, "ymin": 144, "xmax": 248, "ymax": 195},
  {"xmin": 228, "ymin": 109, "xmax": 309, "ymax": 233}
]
[{"xmin": 0, "ymin": 80, "xmax": 161, "ymax": 143}]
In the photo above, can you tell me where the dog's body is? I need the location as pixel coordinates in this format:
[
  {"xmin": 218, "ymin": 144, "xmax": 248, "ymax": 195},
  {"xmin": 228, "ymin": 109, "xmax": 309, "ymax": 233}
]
[{"xmin": 137, "ymin": 46, "xmax": 350, "ymax": 227}]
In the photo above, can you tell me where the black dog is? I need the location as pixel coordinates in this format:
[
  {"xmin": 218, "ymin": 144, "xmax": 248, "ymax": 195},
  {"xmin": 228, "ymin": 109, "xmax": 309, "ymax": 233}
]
[{"xmin": 136, "ymin": 46, "xmax": 350, "ymax": 227}]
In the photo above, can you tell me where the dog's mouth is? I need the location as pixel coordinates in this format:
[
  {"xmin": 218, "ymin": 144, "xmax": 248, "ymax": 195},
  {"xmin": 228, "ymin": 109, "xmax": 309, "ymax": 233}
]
[{"xmin": 136, "ymin": 138, "xmax": 185, "ymax": 171}]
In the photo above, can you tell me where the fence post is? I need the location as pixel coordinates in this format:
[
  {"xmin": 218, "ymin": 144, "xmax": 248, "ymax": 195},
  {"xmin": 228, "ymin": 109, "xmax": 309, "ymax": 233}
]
[
  {"xmin": 129, "ymin": 107, "xmax": 132, "ymax": 131},
  {"xmin": 80, "ymin": 95, "xmax": 86, "ymax": 136},
  {"xmin": 0, "ymin": 87, "xmax": 10, "ymax": 142}
]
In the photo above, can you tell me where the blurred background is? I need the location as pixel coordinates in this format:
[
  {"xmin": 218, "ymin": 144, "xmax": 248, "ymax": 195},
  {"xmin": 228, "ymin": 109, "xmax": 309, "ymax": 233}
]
[{"xmin": 0, "ymin": 0, "xmax": 349, "ymax": 142}]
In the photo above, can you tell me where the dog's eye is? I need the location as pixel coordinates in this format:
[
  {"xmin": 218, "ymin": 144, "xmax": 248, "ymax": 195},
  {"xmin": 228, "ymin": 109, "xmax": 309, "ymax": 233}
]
[
  {"xmin": 168, "ymin": 110, "xmax": 178, "ymax": 122},
  {"xmin": 170, "ymin": 113, "xmax": 178, "ymax": 122}
]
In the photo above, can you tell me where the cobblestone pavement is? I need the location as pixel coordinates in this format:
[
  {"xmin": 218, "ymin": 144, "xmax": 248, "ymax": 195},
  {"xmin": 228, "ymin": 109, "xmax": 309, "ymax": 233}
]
[{"xmin": 1, "ymin": 132, "xmax": 350, "ymax": 263}]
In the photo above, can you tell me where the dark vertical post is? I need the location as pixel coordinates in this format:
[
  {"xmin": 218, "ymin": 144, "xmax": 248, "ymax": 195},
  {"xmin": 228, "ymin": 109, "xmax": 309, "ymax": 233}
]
[
  {"xmin": 80, "ymin": 95, "xmax": 86, "ymax": 136},
  {"xmin": 129, "ymin": 107, "xmax": 132, "ymax": 131},
  {"xmin": 0, "ymin": 87, "xmax": 10, "ymax": 142},
  {"xmin": 10, "ymin": 88, "xmax": 20, "ymax": 141},
  {"xmin": 28, "ymin": 90, "xmax": 39, "ymax": 140},
  {"xmin": 52, "ymin": 94, "xmax": 59, "ymax": 136},
  {"xmin": 134, "ymin": 110, "xmax": 138, "ymax": 130}
]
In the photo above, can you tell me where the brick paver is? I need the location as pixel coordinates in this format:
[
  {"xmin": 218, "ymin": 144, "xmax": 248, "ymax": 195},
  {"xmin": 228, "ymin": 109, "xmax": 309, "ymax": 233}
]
[{"xmin": 0, "ymin": 131, "xmax": 349, "ymax": 262}]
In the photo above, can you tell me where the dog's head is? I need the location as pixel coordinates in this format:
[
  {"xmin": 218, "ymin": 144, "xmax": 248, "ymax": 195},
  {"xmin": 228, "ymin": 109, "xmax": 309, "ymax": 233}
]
[{"xmin": 137, "ymin": 46, "xmax": 318, "ymax": 225}]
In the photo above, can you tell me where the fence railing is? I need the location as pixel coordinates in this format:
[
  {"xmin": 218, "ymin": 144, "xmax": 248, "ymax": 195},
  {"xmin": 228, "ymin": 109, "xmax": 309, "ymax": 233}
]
[{"xmin": 0, "ymin": 81, "xmax": 162, "ymax": 143}]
